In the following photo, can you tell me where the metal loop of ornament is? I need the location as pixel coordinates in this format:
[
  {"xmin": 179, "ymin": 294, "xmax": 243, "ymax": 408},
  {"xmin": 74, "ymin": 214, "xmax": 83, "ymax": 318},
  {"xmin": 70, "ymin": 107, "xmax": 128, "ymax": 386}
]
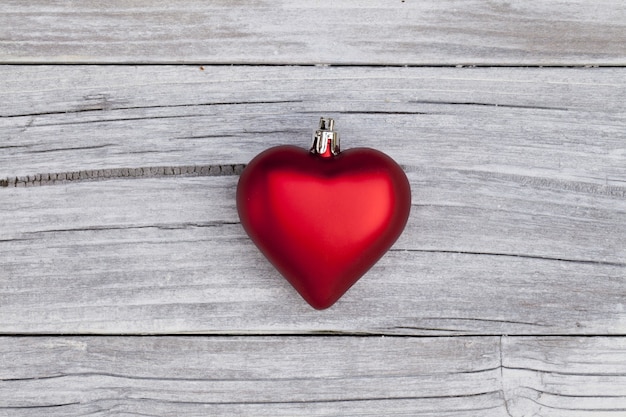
[{"xmin": 311, "ymin": 117, "xmax": 340, "ymax": 156}]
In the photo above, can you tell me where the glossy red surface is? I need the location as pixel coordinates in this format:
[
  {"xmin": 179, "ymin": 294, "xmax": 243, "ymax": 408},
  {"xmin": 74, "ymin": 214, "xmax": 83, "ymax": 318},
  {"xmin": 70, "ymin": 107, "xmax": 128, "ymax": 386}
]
[{"xmin": 237, "ymin": 145, "xmax": 411, "ymax": 309}]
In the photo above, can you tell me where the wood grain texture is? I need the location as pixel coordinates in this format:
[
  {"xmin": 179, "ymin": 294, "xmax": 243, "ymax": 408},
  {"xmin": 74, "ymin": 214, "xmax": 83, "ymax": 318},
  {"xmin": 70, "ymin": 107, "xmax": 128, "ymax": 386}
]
[
  {"xmin": 502, "ymin": 336, "xmax": 626, "ymax": 416},
  {"xmin": 1, "ymin": 176, "xmax": 625, "ymax": 335},
  {"xmin": 1, "ymin": 65, "xmax": 624, "ymax": 180},
  {"xmin": 0, "ymin": 1, "xmax": 625, "ymax": 65},
  {"xmin": 0, "ymin": 336, "xmax": 504, "ymax": 416},
  {"xmin": 1, "ymin": 336, "xmax": 624, "ymax": 416},
  {"xmin": 2, "ymin": 1, "xmax": 625, "ymax": 415},
  {"xmin": 1, "ymin": 65, "xmax": 625, "ymax": 334}
]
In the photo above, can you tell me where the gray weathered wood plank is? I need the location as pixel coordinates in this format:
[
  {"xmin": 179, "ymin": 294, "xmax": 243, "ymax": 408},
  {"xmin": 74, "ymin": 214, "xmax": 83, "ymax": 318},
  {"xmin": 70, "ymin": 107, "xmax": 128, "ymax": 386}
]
[
  {"xmin": 1, "ymin": 66, "xmax": 624, "ymax": 181},
  {"xmin": 1, "ymin": 336, "xmax": 624, "ymax": 416},
  {"xmin": 0, "ymin": 175, "xmax": 624, "ymax": 334},
  {"xmin": 0, "ymin": 336, "xmax": 504, "ymax": 416},
  {"xmin": 1, "ymin": 65, "xmax": 624, "ymax": 334},
  {"xmin": 0, "ymin": 1, "xmax": 625, "ymax": 65}
]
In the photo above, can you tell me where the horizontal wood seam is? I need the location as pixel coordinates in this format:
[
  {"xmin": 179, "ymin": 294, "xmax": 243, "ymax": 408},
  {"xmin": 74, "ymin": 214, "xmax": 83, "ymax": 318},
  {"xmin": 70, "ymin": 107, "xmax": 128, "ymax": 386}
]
[
  {"xmin": 0, "ymin": 63, "xmax": 621, "ymax": 68},
  {"xmin": 0, "ymin": 334, "xmax": 478, "ymax": 337}
]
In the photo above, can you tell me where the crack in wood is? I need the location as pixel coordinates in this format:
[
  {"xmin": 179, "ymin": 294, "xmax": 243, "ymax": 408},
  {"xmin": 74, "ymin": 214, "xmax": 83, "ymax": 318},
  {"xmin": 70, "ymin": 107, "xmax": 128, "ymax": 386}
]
[
  {"xmin": 25, "ymin": 144, "xmax": 114, "ymax": 154},
  {"xmin": 500, "ymin": 336, "xmax": 514, "ymax": 417},
  {"xmin": 391, "ymin": 248, "xmax": 626, "ymax": 268},
  {"xmin": 328, "ymin": 110, "xmax": 432, "ymax": 115},
  {"xmin": 392, "ymin": 326, "xmax": 470, "ymax": 333},
  {"xmin": 0, "ymin": 145, "xmax": 31, "ymax": 149},
  {"xmin": 502, "ymin": 366, "xmax": 626, "ymax": 378},
  {"xmin": 0, "ymin": 100, "xmax": 302, "ymax": 118},
  {"xmin": 519, "ymin": 386, "xmax": 626, "ymax": 399},
  {"xmin": 131, "ymin": 391, "xmax": 503, "ymax": 405},
  {"xmin": 521, "ymin": 394, "xmax": 626, "ymax": 412},
  {"xmin": 418, "ymin": 317, "xmax": 550, "ymax": 327},
  {"xmin": 0, "ymin": 402, "xmax": 81, "ymax": 409},
  {"xmin": 410, "ymin": 100, "xmax": 570, "ymax": 111},
  {"xmin": 31, "ymin": 114, "xmax": 213, "ymax": 128},
  {"xmin": 0, "ymin": 164, "xmax": 246, "ymax": 188},
  {"xmin": 23, "ymin": 222, "xmax": 240, "ymax": 235},
  {"xmin": 0, "ymin": 367, "xmax": 501, "ymax": 383}
]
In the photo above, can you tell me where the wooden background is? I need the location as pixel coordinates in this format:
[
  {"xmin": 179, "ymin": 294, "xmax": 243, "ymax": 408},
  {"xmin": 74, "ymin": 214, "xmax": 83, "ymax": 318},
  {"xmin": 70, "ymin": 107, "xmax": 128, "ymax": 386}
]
[{"xmin": 1, "ymin": 1, "xmax": 625, "ymax": 415}]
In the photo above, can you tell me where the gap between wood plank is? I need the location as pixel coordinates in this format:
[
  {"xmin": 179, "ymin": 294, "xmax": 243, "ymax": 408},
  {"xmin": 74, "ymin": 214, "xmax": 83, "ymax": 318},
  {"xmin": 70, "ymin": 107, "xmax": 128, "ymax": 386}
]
[
  {"xmin": 0, "ymin": 63, "xmax": 619, "ymax": 67},
  {"xmin": 1, "ymin": 333, "xmax": 625, "ymax": 338}
]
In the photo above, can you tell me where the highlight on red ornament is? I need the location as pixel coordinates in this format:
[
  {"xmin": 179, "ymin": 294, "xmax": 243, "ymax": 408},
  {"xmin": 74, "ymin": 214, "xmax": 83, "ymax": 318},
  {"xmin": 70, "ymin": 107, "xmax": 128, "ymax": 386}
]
[{"xmin": 236, "ymin": 117, "xmax": 411, "ymax": 309}]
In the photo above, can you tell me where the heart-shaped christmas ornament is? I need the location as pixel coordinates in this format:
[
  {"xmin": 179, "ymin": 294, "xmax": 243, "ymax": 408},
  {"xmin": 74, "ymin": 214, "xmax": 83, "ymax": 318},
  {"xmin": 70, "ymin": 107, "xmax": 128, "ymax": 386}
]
[{"xmin": 237, "ymin": 118, "xmax": 411, "ymax": 309}]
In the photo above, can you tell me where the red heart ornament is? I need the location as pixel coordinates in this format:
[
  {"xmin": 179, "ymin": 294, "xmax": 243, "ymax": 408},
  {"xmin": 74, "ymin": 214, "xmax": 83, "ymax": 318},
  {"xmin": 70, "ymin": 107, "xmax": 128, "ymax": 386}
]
[{"xmin": 237, "ymin": 119, "xmax": 411, "ymax": 309}]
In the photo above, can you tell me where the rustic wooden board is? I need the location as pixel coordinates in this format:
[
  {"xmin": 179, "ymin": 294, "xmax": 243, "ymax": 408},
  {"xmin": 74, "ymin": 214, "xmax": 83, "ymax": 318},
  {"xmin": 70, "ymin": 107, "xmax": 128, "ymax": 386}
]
[
  {"xmin": 1, "ymin": 336, "xmax": 624, "ymax": 416},
  {"xmin": 1, "ymin": 1, "xmax": 625, "ymax": 410},
  {"xmin": 1, "ymin": 1, "xmax": 625, "ymax": 65},
  {"xmin": 1, "ymin": 65, "xmax": 624, "ymax": 334},
  {"xmin": 0, "ymin": 337, "xmax": 503, "ymax": 416},
  {"xmin": 1, "ymin": 175, "xmax": 625, "ymax": 335},
  {"xmin": 1, "ymin": 66, "xmax": 624, "ymax": 180}
]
